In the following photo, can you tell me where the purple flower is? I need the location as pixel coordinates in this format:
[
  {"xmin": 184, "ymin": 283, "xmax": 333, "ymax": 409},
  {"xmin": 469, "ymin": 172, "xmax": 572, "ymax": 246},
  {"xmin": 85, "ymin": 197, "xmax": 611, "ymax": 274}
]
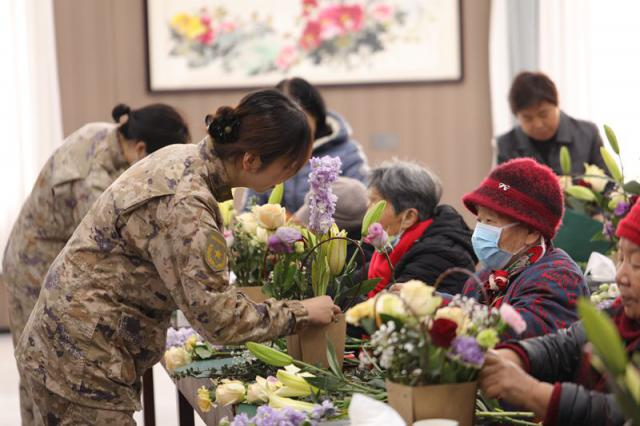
[
  {"xmin": 615, "ymin": 201, "xmax": 630, "ymax": 217},
  {"xmin": 165, "ymin": 327, "xmax": 198, "ymax": 349},
  {"xmin": 308, "ymin": 156, "xmax": 342, "ymax": 235},
  {"xmin": 450, "ymin": 336, "xmax": 485, "ymax": 367},
  {"xmin": 281, "ymin": 407, "xmax": 308, "ymax": 425},
  {"xmin": 230, "ymin": 413, "xmax": 250, "ymax": 426},
  {"xmin": 267, "ymin": 227, "xmax": 303, "ymax": 254},
  {"xmin": 311, "ymin": 400, "xmax": 337, "ymax": 420},
  {"xmin": 603, "ymin": 221, "xmax": 615, "ymax": 241},
  {"xmin": 363, "ymin": 223, "xmax": 388, "ymax": 250}
]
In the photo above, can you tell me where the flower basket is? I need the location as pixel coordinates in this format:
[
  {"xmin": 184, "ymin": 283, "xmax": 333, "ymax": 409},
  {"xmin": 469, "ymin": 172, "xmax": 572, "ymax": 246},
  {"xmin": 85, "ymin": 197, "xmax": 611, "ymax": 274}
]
[
  {"xmin": 386, "ymin": 380, "xmax": 477, "ymax": 426},
  {"xmin": 286, "ymin": 313, "xmax": 346, "ymax": 370},
  {"xmin": 238, "ymin": 286, "xmax": 268, "ymax": 303}
]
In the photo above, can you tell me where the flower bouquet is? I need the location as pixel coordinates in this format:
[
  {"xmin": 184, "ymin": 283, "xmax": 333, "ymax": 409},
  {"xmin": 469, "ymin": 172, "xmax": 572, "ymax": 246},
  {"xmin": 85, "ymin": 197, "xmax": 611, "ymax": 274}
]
[
  {"xmin": 259, "ymin": 156, "xmax": 382, "ymax": 368},
  {"xmin": 228, "ymin": 185, "xmax": 288, "ymax": 302},
  {"xmin": 345, "ymin": 279, "xmax": 527, "ymax": 425},
  {"xmin": 559, "ymin": 125, "xmax": 640, "ymax": 250}
]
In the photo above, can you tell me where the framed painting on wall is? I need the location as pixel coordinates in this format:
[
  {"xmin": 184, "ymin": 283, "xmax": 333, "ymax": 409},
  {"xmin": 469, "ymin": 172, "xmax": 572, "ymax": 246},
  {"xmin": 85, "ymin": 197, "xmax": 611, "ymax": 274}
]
[{"xmin": 145, "ymin": 0, "xmax": 463, "ymax": 91}]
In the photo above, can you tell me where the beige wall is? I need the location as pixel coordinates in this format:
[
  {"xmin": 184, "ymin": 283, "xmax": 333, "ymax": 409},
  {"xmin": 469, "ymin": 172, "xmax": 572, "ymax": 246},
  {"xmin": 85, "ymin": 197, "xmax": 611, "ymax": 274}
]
[{"xmin": 54, "ymin": 0, "xmax": 493, "ymax": 221}]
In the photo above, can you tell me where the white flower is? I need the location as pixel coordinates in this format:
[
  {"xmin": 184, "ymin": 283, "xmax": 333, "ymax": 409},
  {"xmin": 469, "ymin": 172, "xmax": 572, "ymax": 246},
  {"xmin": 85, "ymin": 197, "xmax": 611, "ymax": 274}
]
[
  {"xmin": 164, "ymin": 346, "xmax": 192, "ymax": 373},
  {"xmin": 399, "ymin": 280, "xmax": 442, "ymax": 317},
  {"xmin": 252, "ymin": 204, "xmax": 286, "ymax": 230},
  {"xmin": 583, "ymin": 163, "xmax": 608, "ymax": 193},
  {"xmin": 236, "ymin": 212, "xmax": 259, "ymax": 235},
  {"xmin": 215, "ymin": 379, "xmax": 246, "ymax": 406}
]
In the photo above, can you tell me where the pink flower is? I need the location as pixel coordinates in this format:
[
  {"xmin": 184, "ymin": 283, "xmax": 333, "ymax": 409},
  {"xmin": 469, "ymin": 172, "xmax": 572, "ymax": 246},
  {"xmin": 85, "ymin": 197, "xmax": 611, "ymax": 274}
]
[
  {"xmin": 300, "ymin": 20, "xmax": 322, "ymax": 50},
  {"xmin": 339, "ymin": 5, "xmax": 364, "ymax": 32},
  {"xmin": 198, "ymin": 14, "xmax": 215, "ymax": 45},
  {"xmin": 276, "ymin": 45, "xmax": 298, "ymax": 70},
  {"xmin": 223, "ymin": 229, "xmax": 234, "ymax": 248},
  {"xmin": 302, "ymin": 0, "xmax": 318, "ymax": 16},
  {"xmin": 363, "ymin": 223, "xmax": 388, "ymax": 250},
  {"xmin": 499, "ymin": 303, "xmax": 527, "ymax": 335},
  {"xmin": 218, "ymin": 21, "xmax": 236, "ymax": 33},
  {"xmin": 371, "ymin": 4, "xmax": 393, "ymax": 22}
]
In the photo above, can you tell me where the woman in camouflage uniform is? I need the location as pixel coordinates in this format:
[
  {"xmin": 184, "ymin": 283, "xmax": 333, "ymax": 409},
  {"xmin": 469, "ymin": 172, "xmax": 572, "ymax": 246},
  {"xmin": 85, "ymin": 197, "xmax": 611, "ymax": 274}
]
[
  {"xmin": 3, "ymin": 102, "xmax": 190, "ymax": 425},
  {"xmin": 16, "ymin": 89, "xmax": 339, "ymax": 425}
]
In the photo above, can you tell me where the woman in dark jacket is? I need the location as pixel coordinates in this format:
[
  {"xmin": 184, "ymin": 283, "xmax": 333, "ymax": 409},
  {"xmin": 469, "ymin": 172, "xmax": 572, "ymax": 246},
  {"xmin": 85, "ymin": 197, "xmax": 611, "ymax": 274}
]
[
  {"xmin": 365, "ymin": 161, "xmax": 476, "ymax": 297},
  {"xmin": 245, "ymin": 77, "xmax": 368, "ymax": 213},
  {"xmin": 479, "ymin": 200, "xmax": 640, "ymax": 425}
]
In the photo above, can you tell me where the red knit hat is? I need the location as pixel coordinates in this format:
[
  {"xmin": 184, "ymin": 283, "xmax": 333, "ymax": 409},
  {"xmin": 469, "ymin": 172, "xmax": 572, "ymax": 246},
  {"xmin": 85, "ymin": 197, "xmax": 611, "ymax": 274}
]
[
  {"xmin": 462, "ymin": 158, "xmax": 564, "ymax": 239},
  {"xmin": 616, "ymin": 199, "xmax": 640, "ymax": 246}
]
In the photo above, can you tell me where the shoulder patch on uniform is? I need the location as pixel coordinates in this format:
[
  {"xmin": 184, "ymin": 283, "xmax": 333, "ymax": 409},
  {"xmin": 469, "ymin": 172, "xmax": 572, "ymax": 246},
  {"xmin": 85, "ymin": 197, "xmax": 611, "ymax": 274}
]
[{"xmin": 204, "ymin": 230, "xmax": 228, "ymax": 272}]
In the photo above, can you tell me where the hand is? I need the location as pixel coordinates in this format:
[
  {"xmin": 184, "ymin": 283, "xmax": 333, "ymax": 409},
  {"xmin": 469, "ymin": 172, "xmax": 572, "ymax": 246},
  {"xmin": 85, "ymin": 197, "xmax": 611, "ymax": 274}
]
[
  {"xmin": 479, "ymin": 350, "xmax": 552, "ymax": 417},
  {"xmin": 301, "ymin": 296, "xmax": 341, "ymax": 326}
]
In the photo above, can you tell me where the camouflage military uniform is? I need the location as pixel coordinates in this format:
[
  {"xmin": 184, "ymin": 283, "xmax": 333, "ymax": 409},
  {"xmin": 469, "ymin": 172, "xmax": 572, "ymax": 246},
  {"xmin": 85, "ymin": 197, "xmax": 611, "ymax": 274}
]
[
  {"xmin": 2, "ymin": 123, "xmax": 128, "ymax": 425},
  {"xmin": 16, "ymin": 136, "xmax": 309, "ymax": 422}
]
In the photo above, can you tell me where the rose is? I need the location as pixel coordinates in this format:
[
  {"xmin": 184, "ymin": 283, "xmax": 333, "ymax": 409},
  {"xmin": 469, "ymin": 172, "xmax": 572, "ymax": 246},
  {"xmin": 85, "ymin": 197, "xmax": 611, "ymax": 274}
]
[
  {"xmin": 184, "ymin": 334, "xmax": 198, "ymax": 352},
  {"xmin": 583, "ymin": 163, "xmax": 608, "ymax": 193},
  {"xmin": 476, "ymin": 329, "xmax": 499, "ymax": 349},
  {"xmin": 499, "ymin": 303, "xmax": 527, "ymax": 335},
  {"xmin": 399, "ymin": 280, "xmax": 442, "ymax": 317},
  {"xmin": 253, "ymin": 204, "xmax": 286, "ymax": 230},
  {"xmin": 197, "ymin": 386, "xmax": 213, "ymax": 412},
  {"xmin": 375, "ymin": 293, "xmax": 406, "ymax": 324},
  {"xmin": 215, "ymin": 379, "xmax": 246, "ymax": 406},
  {"xmin": 164, "ymin": 346, "xmax": 192, "ymax": 373},
  {"xmin": 434, "ymin": 307, "xmax": 469, "ymax": 334},
  {"xmin": 236, "ymin": 212, "xmax": 259, "ymax": 235},
  {"xmin": 428, "ymin": 318, "xmax": 458, "ymax": 347},
  {"xmin": 363, "ymin": 223, "xmax": 388, "ymax": 250},
  {"xmin": 345, "ymin": 298, "xmax": 375, "ymax": 325}
]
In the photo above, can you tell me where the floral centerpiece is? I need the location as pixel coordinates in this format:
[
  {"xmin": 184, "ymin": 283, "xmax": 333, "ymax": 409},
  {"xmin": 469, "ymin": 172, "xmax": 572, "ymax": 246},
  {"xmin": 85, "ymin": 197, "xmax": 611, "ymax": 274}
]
[
  {"xmin": 259, "ymin": 156, "xmax": 383, "ymax": 367},
  {"xmin": 345, "ymin": 280, "xmax": 526, "ymax": 425},
  {"xmin": 560, "ymin": 125, "xmax": 640, "ymax": 249}
]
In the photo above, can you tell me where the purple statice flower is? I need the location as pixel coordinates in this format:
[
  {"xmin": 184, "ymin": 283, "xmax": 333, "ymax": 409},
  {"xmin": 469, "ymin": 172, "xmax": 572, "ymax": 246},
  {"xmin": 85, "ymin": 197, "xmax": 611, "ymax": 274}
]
[
  {"xmin": 230, "ymin": 413, "xmax": 250, "ymax": 426},
  {"xmin": 615, "ymin": 201, "xmax": 630, "ymax": 217},
  {"xmin": 308, "ymin": 156, "xmax": 342, "ymax": 235},
  {"xmin": 165, "ymin": 327, "xmax": 198, "ymax": 349},
  {"xmin": 450, "ymin": 336, "xmax": 485, "ymax": 367},
  {"xmin": 603, "ymin": 221, "xmax": 615, "ymax": 241},
  {"xmin": 281, "ymin": 407, "xmax": 308, "ymax": 425},
  {"xmin": 267, "ymin": 227, "xmax": 303, "ymax": 254},
  {"xmin": 310, "ymin": 400, "xmax": 337, "ymax": 420}
]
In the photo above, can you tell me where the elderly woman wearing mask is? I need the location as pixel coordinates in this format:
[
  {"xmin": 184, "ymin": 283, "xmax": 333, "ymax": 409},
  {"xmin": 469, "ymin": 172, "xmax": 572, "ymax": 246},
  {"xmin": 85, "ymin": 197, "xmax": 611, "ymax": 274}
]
[
  {"xmin": 479, "ymin": 200, "xmax": 640, "ymax": 425},
  {"xmin": 461, "ymin": 158, "xmax": 589, "ymax": 339},
  {"xmin": 366, "ymin": 161, "xmax": 476, "ymax": 296}
]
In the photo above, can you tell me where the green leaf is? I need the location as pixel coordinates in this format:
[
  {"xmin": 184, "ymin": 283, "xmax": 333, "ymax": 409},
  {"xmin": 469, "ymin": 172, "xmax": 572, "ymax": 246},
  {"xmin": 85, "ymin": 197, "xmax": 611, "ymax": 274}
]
[
  {"xmin": 326, "ymin": 339, "xmax": 344, "ymax": 378},
  {"xmin": 194, "ymin": 345, "xmax": 214, "ymax": 360},
  {"xmin": 578, "ymin": 299, "xmax": 627, "ymax": 375},
  {"xmin": 624, "ymin": 180, "xmax": 640, "ymax": 195},
  {"xmin": 566, "ymin": 185, "xmax": 597, "ymax": 202},
  {"xmin": 601, "ymin": 147, "xmax": 623, "ymax": 183},
  {"xmin": 560, "ymin": 146, "xmax": 572, "ymax": 176},
  {"xmin": 305, "ymin": 375, "xmax": 342, "ymax": 392},
  {"xmin": 267, "ymin": 183, "xmax": 284, "ymax": 205},
  {"xmin": 342, "ymin": 278, "xmax": 381, "ymax": 299},
  {"xmin": 361, "ymin": 200, "xmax": 387, "ymax": 235},
  {"xmin": 246, "ymin": 342, "xmax": 294, "ymax": 367},
  {"xmin": 604, "ymin": 124, "xmax": 620, "ymax": 155}
]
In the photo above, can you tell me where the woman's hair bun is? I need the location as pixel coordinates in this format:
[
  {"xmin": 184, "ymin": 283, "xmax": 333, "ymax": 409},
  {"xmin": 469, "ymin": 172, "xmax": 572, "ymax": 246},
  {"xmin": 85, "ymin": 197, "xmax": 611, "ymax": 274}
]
[
  {"xmin": 206, "ymin": 106, "xmax": 240, "ymax": 144},
  {"xmin": 112, "ymin": 103, "xmax": 131, "ymax": 123}
]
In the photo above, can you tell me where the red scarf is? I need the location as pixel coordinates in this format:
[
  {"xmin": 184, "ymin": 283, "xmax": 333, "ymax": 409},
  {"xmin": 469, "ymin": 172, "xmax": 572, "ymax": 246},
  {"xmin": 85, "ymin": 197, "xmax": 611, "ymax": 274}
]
[
  {"xmin": 576, "ymin": 298, "xmax": 640, "ymax": 392},
  {"xmin": 367, "ymin": 219, "xmax": 433, "ymax": 298}
]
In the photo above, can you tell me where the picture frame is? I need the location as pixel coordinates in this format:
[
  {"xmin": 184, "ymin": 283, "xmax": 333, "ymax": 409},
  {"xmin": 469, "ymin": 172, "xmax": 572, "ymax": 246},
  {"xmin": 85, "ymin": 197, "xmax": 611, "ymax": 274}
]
[{"xmin": 145, "ymin": 0, "xmax": 463, "ymax": 91}]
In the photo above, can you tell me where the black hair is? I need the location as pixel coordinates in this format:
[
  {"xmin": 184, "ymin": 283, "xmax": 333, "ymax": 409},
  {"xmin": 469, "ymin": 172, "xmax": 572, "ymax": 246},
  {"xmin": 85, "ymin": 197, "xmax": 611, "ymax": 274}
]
[
  {"xmin": 508, "ymin": 72, "xmax": 559, "ymax": 115},
  {"xmin": 112, "ymin": 103, "xmax": 190, "ymax": 153},
  {"xmin": 206, "ymin": 89, "xmax": 312, "ymax": 171},
  {"xmin": 276, "ymin": 77, "xmax": 332, "ymax": 139}
]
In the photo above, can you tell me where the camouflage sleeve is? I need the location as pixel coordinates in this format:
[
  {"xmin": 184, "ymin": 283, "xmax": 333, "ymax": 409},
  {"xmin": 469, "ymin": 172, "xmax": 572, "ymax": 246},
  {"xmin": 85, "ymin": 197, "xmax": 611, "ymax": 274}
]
[{"xmin": 141, "ymin": 196, "xmax": 309, "ymax": 344}]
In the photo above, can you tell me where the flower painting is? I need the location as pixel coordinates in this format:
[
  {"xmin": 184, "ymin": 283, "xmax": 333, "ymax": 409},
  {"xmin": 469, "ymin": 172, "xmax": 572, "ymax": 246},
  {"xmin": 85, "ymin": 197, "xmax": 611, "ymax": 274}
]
[{"xmin": 146, "ymin": 0, "xmax": 462, "ymax": 90}]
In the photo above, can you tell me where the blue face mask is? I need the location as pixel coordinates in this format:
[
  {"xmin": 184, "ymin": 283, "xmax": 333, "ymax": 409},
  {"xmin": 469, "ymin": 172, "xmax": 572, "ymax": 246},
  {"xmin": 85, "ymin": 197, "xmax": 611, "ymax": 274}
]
[{"xmin": 471, "ymin": 222, "xmax": 518, "ymax": 270}]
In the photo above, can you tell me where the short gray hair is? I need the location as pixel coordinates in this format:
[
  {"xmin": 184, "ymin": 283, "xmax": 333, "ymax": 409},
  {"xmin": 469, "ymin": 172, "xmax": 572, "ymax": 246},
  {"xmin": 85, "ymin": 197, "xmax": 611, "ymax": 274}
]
[{"xmin": 368, "ymin": 160, "xmax": 443, "ymax": 220}]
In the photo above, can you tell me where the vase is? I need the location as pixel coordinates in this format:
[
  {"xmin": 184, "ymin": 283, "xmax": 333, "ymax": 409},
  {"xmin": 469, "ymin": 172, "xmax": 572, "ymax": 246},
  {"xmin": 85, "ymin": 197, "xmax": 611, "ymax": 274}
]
[
  {"xmin": 238, "ymin": 286, "xmax": 268, "ymax": 303},
  {"xmin": 286, "ymin": 313, "xmax": 346, "ymax": 370},
  {"xmin": 386, "ymin": 380, "xmax": 477, "ymax": 426}
]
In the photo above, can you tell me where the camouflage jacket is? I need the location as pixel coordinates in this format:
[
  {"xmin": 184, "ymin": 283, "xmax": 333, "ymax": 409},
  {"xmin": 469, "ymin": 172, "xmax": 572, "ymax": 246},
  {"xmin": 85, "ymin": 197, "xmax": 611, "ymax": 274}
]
[
  {"xmin": 16, "ymin": 137, "xmax": 309, "ymax": 411},
  {"xmin": 2, "ymin": 123, "xmax": 128, "ymax": 301}
]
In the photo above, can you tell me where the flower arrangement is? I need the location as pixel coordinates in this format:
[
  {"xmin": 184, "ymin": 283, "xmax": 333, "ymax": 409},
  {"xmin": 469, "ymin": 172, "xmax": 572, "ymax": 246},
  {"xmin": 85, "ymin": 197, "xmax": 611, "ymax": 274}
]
[
  {"xmin": 163, "ymin": 330, "xmax": 230, "ymax": 373},
  {"xmin": 229, "ymin": 185, "xmax": 286, "ymax": 287},
  {"xmin": 560, "ymin": 125, "xmax": 640, "ymax": 246},
  {"xmin": 346, "ymin": 280, "xmax": 526, "ymax": 386},
  {"xmin": 261, "ymin": 156, "xmax": 382, "ymax": 305}
]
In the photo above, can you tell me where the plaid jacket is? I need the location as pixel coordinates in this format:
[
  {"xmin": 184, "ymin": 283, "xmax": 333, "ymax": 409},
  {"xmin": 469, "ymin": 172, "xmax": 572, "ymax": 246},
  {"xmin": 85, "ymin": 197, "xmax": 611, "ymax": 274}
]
[{"xmin": 463, "ymin": 247, "xmax": 590, "ymax": 339}]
